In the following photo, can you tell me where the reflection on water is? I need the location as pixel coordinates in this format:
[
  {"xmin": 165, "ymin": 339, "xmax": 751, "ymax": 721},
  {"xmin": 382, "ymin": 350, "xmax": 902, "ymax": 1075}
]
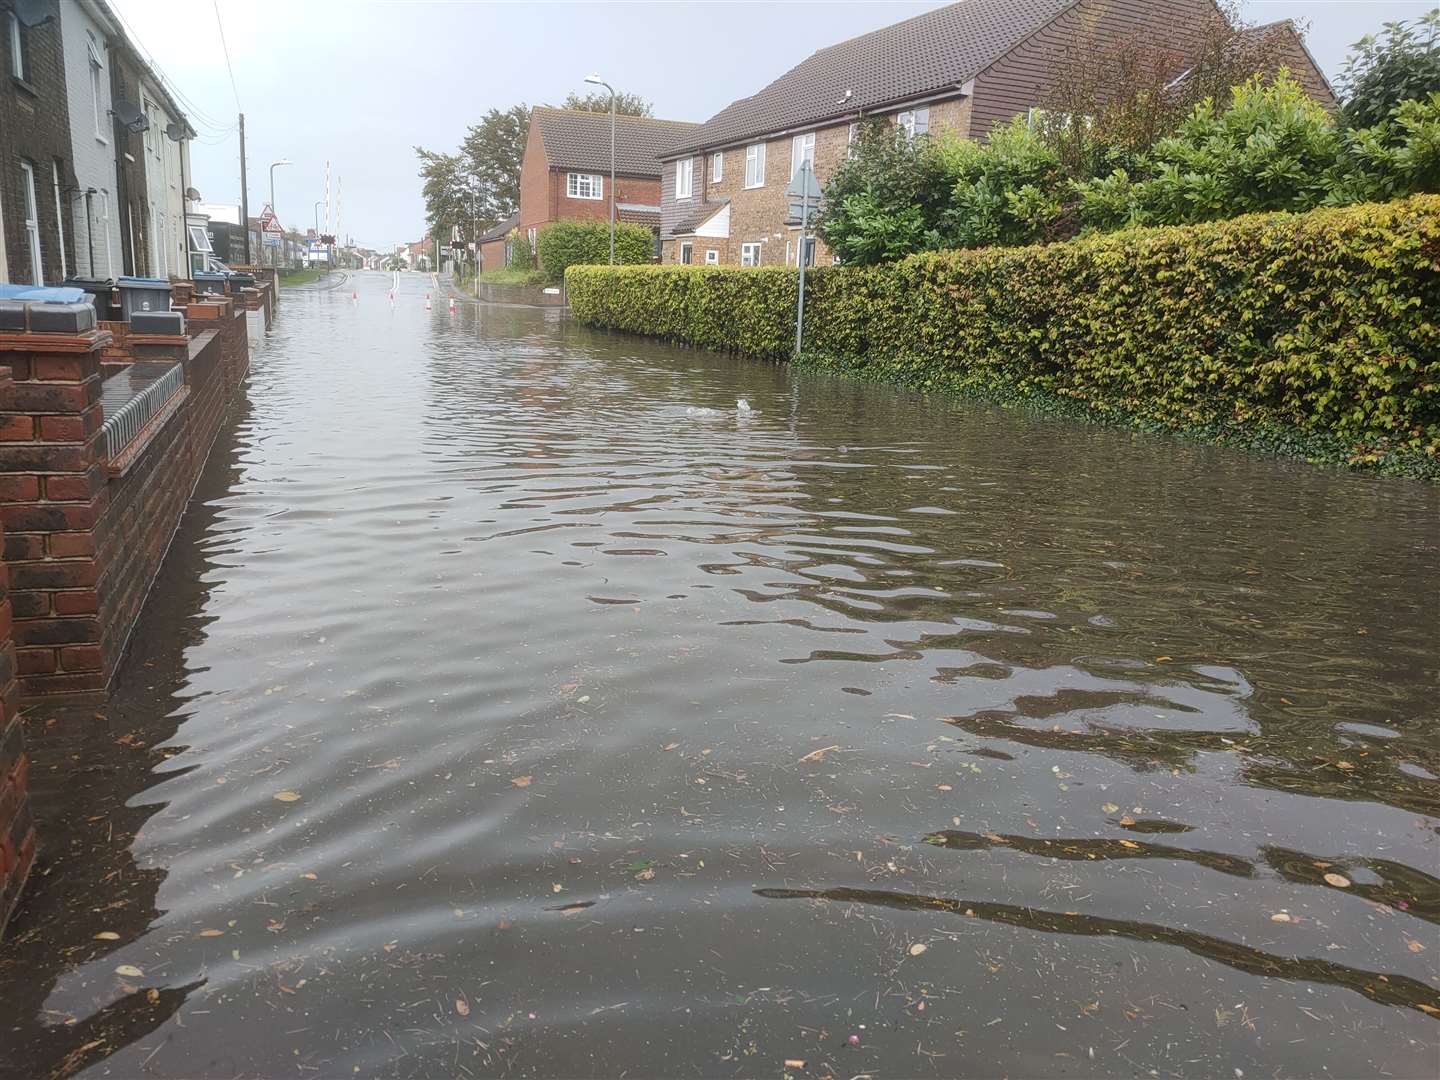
[{"xmin": 1, "ymin": 272, "xmax": 1437, "ymax": 1077}]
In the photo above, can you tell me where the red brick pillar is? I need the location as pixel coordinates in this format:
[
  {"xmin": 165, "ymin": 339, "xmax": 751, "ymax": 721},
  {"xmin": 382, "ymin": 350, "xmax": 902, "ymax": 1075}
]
[
  {"xmin": 0, "ymin": 334, "xmax": 109, "ymax": 696},
  {"xmin": 0, "ymin": 366, "xmax": 35, "ymax": 937}
]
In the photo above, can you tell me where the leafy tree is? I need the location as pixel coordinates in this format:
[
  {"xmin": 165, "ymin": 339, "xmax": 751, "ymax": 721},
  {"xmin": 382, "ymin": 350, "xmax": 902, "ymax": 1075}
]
[
  {"xmin": 414, "ymin": 147, "xmax": 472, "ymax": 242},
  {"xmin": 461, "ymin": 104, "xmax": 530, "ymax": 224},
  {"xmin": 561, "ymin": 90, "xmax": 653, "ymax": 117},
  {"xmin": 939, "ymin": 121, "xmax": 1068, "ymax": 247},
  {"xmin": 1339, "ymin": 10, "xmax": 1440, "ymax": 128},
  {"xmin": 507, "ymin": 228, "xmax": 534, "ymax": 271}
]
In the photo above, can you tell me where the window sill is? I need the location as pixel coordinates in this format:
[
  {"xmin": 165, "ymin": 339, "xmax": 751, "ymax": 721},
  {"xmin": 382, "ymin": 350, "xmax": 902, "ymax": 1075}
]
[
  {"xmin": 95, "ymin": 134, "xmax": 109, "ymax": 146},
  {"xmin": 743, "ymin": 183, "xmax": 764, "ymax": 190},
  {"xmin": 10, "ymin": 74, "xmax": 36, "ymax": 97}
]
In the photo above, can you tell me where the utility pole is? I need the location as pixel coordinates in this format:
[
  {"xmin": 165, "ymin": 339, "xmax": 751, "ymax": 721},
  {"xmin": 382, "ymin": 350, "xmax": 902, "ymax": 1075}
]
[{"xmin": 239, "ymin": 112, "xmax": 250, "ymax": 264}]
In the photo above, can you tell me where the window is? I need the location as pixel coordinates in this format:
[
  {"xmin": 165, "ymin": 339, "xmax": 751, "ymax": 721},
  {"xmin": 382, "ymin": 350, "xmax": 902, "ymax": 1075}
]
[
  {"xmin": 744, "ymin": 143, "xmax": 765, "ymax": 188},
  {"xmin": 566, "ymin": 172, "xmax": 602, "ymax": 200},
  {"xmin": 704, "ymin": 249, "xmax": 718, "ymax": 265},
  {"xmin": 679, "ymin": 241, "xmax": 693, "ymax": 265},
  {"xmin": 711, "ymin": 152, "xmax": 723, "ymax": 183},
  {"xmin": 740, "ymin": 242, "xmax": 761, "ymax": 267},
  {"xmin": 88, "ymin": 38, "xmax": 105, "ymax": 139},
  {"xmin": 20, "ymin": 161, "xmax": 42, "ymax": 285},
  {"xmin": 8, "ymin": 12, "xmax": 28, "ymax": 83},
  {"xmin": 790, "ymin": 132, "xmax": 815, "ymax": 180},
  {"xmin": 897, "ymin": 106, "xmax": 930, "ymax": 141},
  {"xmin": 675, "ymin": 158, "xmax": 693, "ymax": 199},
  {"xmin": 189, "ymin": 225, "xmax": 213, "ymax": 253},
  {"xmin": 847, "ymin": 122, "xmax": 860, "ymax": 158},
  {"xmin": 798, "ymin": 236, "xmax": 816, "ymax": 268},
  {"xmin": 52, "ymin": 160, "xmax": 67, "ymax": 280},
  {"xmin": 100, "ymin": 190, "xmax": 114, "ymax": 277},
  {"xmin": 143, "ymin": 99, "xmax": 156, "ymax": 156}
]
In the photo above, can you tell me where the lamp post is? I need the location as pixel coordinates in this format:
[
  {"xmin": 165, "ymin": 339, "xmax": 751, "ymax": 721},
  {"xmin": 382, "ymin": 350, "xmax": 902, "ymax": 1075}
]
[
  {"xmin": 584, "ymin": 73, "xmax": 616, "ymax": 264},
  {"xmin": 268, "ymin": 158, "xmax": 291, "ymax": 267}
]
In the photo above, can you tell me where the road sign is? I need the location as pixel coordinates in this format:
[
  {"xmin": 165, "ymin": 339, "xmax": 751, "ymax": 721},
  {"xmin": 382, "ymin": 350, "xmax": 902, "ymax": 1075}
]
[
  {"xmin": 786, "ymin": 163, "xmax": 822, "ymax": 201},
  {"xmin": 263, "ymin": 234, "xmax": 280, "ymax": 248},
  {"xmin": 258, "ymin": 205, "xmax": 283, "ymax": 235}
]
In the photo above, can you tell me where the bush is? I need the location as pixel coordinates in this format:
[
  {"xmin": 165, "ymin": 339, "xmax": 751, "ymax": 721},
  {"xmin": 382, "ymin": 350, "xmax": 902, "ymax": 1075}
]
[
  {"xmin": 570, "ymin": 196, "xmax": 1440, "ymax": 473},
  {"xmin": 1340, "ymin": 10, "xmax": 1440, "ymax": 129},
  {"xmin": 534, "ymin": 220, "xmax": 653, "ymax": 283},
  {"xmin": 507, "ymin": 228, "xmax": 533, "ymax": 271}
]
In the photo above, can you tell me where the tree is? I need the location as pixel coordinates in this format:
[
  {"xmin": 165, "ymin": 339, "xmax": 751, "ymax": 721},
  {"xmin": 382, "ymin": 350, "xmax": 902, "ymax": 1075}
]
[
  {"xmin": 414, "ymin": 147, "xmax": 473, "ymax": 241},
  {"xmin": 1036, "ymin": 0, "xmax": 1293, "ymax": 176},
  {"xmin": 461, "ymin": 105, "xmax": 530, "ymax": 224},
  {"xmin": 1339, "ymin": 10, "xmax": 1440, "ymax": 128},
  {"xmin": 561, "ymin": 90, "xmax": 653, "ymax": 117}
]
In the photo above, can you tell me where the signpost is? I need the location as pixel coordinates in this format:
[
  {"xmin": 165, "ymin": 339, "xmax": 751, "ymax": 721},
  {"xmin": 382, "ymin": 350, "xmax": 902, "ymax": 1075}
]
[
  {"xmin": 259, "ymin": 205, "xmax": 284, "ymax": 266},
  {"xmin": 786, "ymin": 162, "xmax": 822, "ymax": 357}
]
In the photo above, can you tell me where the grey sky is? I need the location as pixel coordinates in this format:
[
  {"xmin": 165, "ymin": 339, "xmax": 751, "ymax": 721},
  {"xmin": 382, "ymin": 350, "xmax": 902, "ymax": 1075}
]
[{"xmin": 110, "ymin": 0, "xmax": 1434, "ymax": 251}]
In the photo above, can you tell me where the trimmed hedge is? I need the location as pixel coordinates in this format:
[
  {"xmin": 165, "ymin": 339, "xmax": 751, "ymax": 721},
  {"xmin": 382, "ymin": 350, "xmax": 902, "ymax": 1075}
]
[
  {"xmin": 535, "ymin": 219, "xmax": 655, "ymax": 284},
  {"xmin": 568, "ymin": 196, "xmax": 1440, "ymax": 474}
]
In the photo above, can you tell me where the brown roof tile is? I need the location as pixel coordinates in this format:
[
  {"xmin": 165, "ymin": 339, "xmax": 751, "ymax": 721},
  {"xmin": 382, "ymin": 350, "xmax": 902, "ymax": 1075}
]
[
  {"xmin": 663, "ymin": 0, "xmax": 1073, "ymax": 157},
  {"xmin": 533, "ymin": 108, "xmax": 700, "ymax": 177}
]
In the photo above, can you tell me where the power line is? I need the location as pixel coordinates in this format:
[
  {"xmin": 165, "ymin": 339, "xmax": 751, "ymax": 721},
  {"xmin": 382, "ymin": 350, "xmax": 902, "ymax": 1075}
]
[
  {"xmin": 213, "ymin": 0, "xmax": 242, "ymax": 113},
  {"xmin": 109, "ymin": 1, "xmax": 231, "ymax": 134}
]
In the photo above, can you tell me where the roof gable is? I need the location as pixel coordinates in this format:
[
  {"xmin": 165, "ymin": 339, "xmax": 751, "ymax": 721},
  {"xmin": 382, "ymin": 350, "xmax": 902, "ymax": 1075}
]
[
  {"xmin": 532, "ymin": 108, "xmax": 700, "ymax": 178},
  {"xmin": 665, "ymin": 0, "xmax": 1073, "ymax": 157}
]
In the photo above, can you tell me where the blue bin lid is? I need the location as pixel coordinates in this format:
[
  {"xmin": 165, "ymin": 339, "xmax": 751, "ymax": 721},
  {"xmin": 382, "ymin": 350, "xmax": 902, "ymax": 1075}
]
[
  {"xmin": 117, "ymin": 276, "xmax": 170, "ymax": 288},
  {"xmin": 194, "ymin": 271, "xmax": 228, "ymax": 280},
  {"xmin": 8, "ymin": 286, "xmax": 87, "ymax": 303}
]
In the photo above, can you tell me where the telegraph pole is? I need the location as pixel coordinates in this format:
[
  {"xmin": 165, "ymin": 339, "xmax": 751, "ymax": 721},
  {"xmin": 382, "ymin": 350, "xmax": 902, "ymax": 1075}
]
[{"xmin": 238, "ymin": 112, "xmax": 251, "ymax": 264}]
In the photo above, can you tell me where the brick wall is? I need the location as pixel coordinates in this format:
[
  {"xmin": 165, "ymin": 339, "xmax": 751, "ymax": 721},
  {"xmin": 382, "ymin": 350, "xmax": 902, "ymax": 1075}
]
[
  {"xmin": 663, "ymin": 96, "xmax": 971, "ymax": 267},
  {"xmin": 0, "ymin": 5, "xmax": 76, "ymax": 285},
  {"xmin": 517, "ymin": 124, "xmax": 551, "ymax": 235},
  {"xmin": 480, "ymin": 236, "xmax": 507, "ymax": 273},
  {"xmin": 0, "ymin": 365, "xmax": 32, "ymax": 938},
  {"xmin": 548, "ymin": 171, "xmax": 659, "ymax": 225}
]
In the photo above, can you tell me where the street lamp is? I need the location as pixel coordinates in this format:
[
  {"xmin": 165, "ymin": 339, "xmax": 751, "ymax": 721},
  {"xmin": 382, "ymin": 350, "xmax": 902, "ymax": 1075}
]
[
  {"xmin": 268, "ymin": 158, "xmax": 291, "ymax": 267},
  {"xmin": 584, "ymin": 73, "xmax": 616, "ymax": 265}
]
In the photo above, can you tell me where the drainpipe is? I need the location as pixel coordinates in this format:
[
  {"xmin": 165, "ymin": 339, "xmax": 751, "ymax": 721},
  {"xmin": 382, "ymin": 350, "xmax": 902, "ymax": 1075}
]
[{"xmin": 83, "ymin": 188, "xmax": 96, "ymax": 274}]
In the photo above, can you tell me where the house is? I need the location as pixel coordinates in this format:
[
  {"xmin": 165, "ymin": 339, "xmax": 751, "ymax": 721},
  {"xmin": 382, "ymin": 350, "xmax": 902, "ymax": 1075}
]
[
  {"xmin": 478, "ymin": 212, "xmax": 517, "ymax": 273},
  {"xmin": 58, "ymin": 0, "xmax": 124, "ymax": 281},
  {"xmin": 658, "ymin": 0, "xmax": 1336, "ymax": 267},
  {"xmin": 1, "ymin": 0, "xmax": 76, "ymax": 285},
  {"xmin": 517, "ymin": 106, "xmax": 698, "ymax": 262}
]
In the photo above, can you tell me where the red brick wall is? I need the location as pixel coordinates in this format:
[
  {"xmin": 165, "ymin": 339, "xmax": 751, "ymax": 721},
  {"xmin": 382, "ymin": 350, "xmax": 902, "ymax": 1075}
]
[
  {"xmin": 480, "ymin": 236, "xmax": 507, "ymax": 273},
  {"xmin": 518, "ymin": 125, "xmax": 552, "ymax": 234},
  {"xmin": 550, "ymin": 172, "xmax": 660, "ymax": 225},
  {"xmin": 0, "ymin": 366, "xmax": 34, "ymax": 938}
]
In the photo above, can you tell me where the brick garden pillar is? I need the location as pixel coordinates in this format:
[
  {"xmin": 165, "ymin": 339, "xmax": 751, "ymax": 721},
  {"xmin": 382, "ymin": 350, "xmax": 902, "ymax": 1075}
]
[{"xmin": 0, "ymin": 331, "xmax": 109, "ymax": 696}]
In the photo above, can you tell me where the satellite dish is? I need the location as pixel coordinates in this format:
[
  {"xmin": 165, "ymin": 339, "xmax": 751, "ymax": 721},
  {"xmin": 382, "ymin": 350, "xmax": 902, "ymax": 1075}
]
[
  {"xmin": 113, "ymin": 100, "xmax": 150, "ymax": 134},
  {"xmin": 13, "ymin": 0, "xmax": 55, "ymax": 29},
  {"xmin": 165, "ymin": 121, "xmax": 185, "ymax": 142},
  {"xmin": 185, "ymin": 187, "xmax": 201, "ymax": 201}
]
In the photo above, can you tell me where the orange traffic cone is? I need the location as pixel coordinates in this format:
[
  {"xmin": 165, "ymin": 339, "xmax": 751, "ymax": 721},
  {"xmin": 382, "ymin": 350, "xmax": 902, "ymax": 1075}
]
[
  {"xmin": 448, "ymin": 297, "xmax": 456, "ymax": 313},
  {"xmin": 351, "ymin": 290, "xmax": 357, "ymax": 301},
  {"xmin": 424, "ymin": 293, "xmax": 432, "ymax": 311}
]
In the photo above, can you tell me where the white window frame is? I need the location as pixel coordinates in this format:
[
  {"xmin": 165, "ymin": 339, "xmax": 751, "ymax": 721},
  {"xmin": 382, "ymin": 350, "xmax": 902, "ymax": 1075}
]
[
  {"xmin": 744, "ymin": 143, "xmax": 766, "ymax": 189},
  {"xmin": 678, "ymin": 241, "xmax": 693, "ymax": 265},
  {"xmin": 675, "ymin": 158, "xmax": 693, "ymax": 200},
  {"xmin": 20, "ymin": 161, "xmax": 42, "ymax": 285},
  {"xmin": 100, "ymin": 190, "xmax": 114, "ymax": 277},
  {"xmin": 189, "ymin": 224, "xmax": 213, "ymax": 254},
  {"xmin": 711, "ymin": 152, "xmax": 723, "ymax": 183},
  {"xmin": 8, "ymin": 12, "xmax": 27, "ymax": 83},
  {"xmin": 790, "ymin": 132, "xmax": 816, "ymax": 180},
  {"xmin": 848, "ymin": 122, "xmax": 860, "ymax": 158},
  {"xmin": 566, "ymin": 172, "xmax": 602, "ymax": 200},
  {"xmin": 88, "ymin": 39, "xmax": 106, "ymax": 141},
  {"xmin": 51, "ymin": 160, "xmax": 67, "ymax": 280},
  {"xmin": 740, "ymin": 242, "xmax": 761, "ymax": 267},
  {"xmin": 704, "ymin": 249, "xmax": 718, "ymax": 264},
  {"xmin": 897, "ymin": 106, "xmax": 930, "ymax": 141}
]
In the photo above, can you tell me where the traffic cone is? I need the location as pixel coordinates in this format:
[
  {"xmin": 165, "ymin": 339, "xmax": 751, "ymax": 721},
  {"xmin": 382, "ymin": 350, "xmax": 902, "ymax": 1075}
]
[
  {"xmin": 424, "ymin": 293, "xmax": 432, "ymax": 311},
  {"xmin": 351, "ymin": 290, "xmax": 357, "ymax": 301},
  {"xmin": 448, "ymin": 297, "xmax": 456, "ymax": 313}
]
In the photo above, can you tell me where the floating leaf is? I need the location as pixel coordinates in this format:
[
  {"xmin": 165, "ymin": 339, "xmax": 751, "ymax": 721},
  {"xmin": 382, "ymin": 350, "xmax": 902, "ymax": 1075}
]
[
  {"xmin": 1323, "ymin": 872, "xmax": 1351, "ymax": 888},
  {"xmin": 198, "ymin": 929, "xmax": 225, "ymax": 937},
  {"xmin": 1118, "ymin": 839, "xmax": 1141, "ymax": 849},
  {"xmin": 114, "ymin": 964, "xmax": 144, "ymax": 977},
  {"xmin": 1271, "ymin": 912, "xmax": 1293, "ymax": 923},
  {"xmin": 273, "ymin": 790, "xmax": 301, "ymax": 802},
  {"xmin": 662, "ymin": 742, "xmax": 680, "ymax": 752},
  {"xmin": 908, "ymin": 942, "xmax": 928, "ymax": 956},
  {"xmin": 510, "ymin": 776, "xmax": 532, "ymax": 788},
  {"xmin": 634, "ymin": 867, "xmax": 656, "ymax": 881},
  {"xmin": 784, "ymin": 1060, "xmax": 807, "ymax": 1069},
  {"xmin": 1101, "ymin": 803, "xmax": 1119, "ymax": 814},
  {"xmin": 94, "ymin": 931, "xmax": 120, "ymax": 941},
  {"xmin": 799, "ymin": 744, "xmax": 841, "ymax": 764},
  {"xmin": 455, "ymin": 998, "xmax": 470, "ymax": 1017},
  {"xmin": 302, "ymin": 872, "xmax": 317, "ymax": 880},
  {"xmin": 1118, "ymin": 815, "xmax": 1136, "ymax": 826}
]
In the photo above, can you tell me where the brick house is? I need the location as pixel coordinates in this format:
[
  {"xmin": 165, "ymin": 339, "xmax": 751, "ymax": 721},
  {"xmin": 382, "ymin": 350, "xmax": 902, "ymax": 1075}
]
[
  {"xmin": 518, "ymin": 107, "xmax": 698, "ymax": 264},
  {"xmin": 58, "ymin": 0, "xmax": 124, "ymax": 280},
  {"xmin": 478, "ymin": 212, "xmax": 517, "ymax": 274},
  {"xmin": 0, "ymin": 0, "xmax": 76, "ymax": 286},
  {"xmin": 658, "ymin": 0, "xmax": 1336, "ymax": 267}
]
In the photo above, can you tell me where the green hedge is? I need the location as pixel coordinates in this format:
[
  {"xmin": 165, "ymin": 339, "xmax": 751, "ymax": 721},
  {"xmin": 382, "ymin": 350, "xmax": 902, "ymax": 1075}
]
[
  {"xmin": 568, "ymin": 196, "xmax": 1440, "ymax": 474},
  {"xmin": 535, "ymin": 220, "xmax": 654, "ymax": 283}
]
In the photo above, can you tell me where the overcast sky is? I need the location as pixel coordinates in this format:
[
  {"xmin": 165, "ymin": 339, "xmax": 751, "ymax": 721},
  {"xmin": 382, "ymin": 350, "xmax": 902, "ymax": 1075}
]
[{"xmin": 109, "ymin": 0, "xmax": 1434, "ymax": 251}]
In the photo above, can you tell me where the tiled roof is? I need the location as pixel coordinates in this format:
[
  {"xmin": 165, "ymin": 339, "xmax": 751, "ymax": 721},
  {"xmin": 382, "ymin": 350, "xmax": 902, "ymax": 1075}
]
[
  {"xmin": 532, "ymin": 108, "xmax": 700, "ymax": 177},
  {"xmin": 672, "ymin": 200, "xmax": 729, "ymax": 235},
  {"xmin": 663, "ymin": 0, "xmax": 1073, "ymax": 157},
  {"xmin": 479, "ymin": 213, "xmax": 519, "ymax": 243},
  {"xmin": 616, "ymin": 203, "xmax": 662, "ymax": 226}
]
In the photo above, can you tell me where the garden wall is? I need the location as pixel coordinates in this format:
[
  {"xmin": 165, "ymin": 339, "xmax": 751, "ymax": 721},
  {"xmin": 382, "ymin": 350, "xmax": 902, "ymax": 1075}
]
[{"xmin": 568, "ymin": 196, "xmax": 1440, "ymax": 473}]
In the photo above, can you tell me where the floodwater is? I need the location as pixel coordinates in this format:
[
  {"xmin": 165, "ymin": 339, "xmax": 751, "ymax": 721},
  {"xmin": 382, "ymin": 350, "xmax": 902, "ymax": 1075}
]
[{"xmin": 2, "ymin": 269, "xmax": 1437, "ymax": 1079}]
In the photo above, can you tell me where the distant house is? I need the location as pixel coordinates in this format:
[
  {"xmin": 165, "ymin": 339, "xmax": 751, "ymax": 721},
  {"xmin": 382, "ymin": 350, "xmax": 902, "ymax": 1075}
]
[
  {"xmin": 517, "ymin": 106, "xmax": 699, "ymax": 262},
  {"xmin": 478, "ymin": 212, "xmax": 517, "ymax": 274},
  {"xmin": 658, "ymin": 0, "xmax": 1336, "ymax": 268}
]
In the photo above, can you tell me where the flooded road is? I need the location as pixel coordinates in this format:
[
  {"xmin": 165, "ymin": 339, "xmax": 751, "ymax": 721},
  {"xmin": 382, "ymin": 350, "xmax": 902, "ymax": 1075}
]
[{"xmin": 2, "ymin": 269, "xmax": 1437, "ymax": 1078}]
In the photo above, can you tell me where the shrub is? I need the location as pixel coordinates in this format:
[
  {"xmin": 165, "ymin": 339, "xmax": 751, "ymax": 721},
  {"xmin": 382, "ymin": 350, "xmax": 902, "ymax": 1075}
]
[
  {"xmin": 1340, "ymin": 10, "xmax": 1440, "ymax": 129},
  {"xmin": 534, "ymin": 220, "xmax": 653, "ymax": 283},
  {"xmin": 507, "ymin": 228, "xmax": 533, "ymax": 271},
  {"xmin": 570, "ymin": 196, "xmax": 1440, "ymax": 473}
]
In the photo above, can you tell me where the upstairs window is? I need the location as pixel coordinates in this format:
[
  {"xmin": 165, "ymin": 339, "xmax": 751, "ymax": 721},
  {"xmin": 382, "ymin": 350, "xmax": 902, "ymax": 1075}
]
[
  {"xmin": 897, "ymin": 106, "xmax": 929, "ymax": 141},
  {"xmin": 88, "ymin": 38, "xmax": 105, "ymax": 139},
  {"xmin": 675, "ymin": 158, "xmax": 693, "ymax": 199},
  {"xmin": 711, "ymin": 152, "xmax": 723, "ymax": 183},
  {"xmin": 847, "ymin": 122, "xmax": 860, "ymax": 159},
  {"xmin": 8, "ymin": 12, "xmax": 29, "ymax": 83},
  {"xmin": 20, "ymin": 160, "xmax": 42, "ymax": 285},
  {"xmin": 566, "ymin": 172, "xmax": 602, "ymax": 200},
  {"xmin": 790, "ymin": 132, "xmax": 815, "ymax": 180},
  {"xmin": 744, "ymin": 143, "xmax": 765, "ymax": 188}
]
